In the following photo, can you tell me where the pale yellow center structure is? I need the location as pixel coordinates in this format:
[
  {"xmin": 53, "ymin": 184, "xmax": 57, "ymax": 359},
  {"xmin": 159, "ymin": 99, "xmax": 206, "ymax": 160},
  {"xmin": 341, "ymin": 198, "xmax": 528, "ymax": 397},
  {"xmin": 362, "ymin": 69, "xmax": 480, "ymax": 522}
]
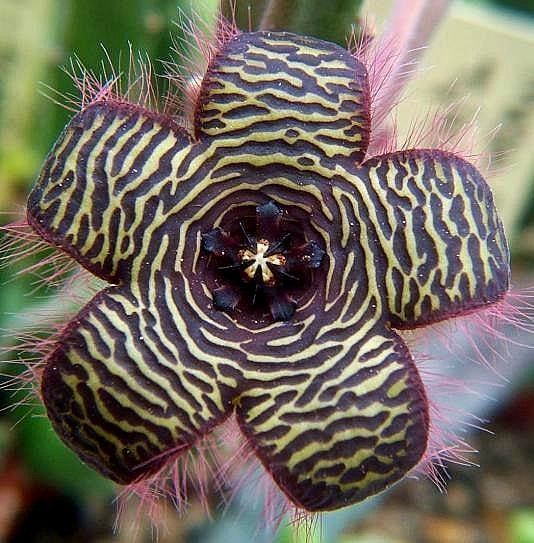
[{"xmin": 239, "ymin": 239, "xmax": 285, "ymax": 286}]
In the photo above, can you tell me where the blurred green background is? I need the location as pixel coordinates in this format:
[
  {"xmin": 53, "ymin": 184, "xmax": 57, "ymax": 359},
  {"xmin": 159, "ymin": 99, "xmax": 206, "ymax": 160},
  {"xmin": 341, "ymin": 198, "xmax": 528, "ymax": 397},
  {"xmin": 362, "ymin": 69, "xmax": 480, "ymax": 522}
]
[{"xmin": 0, "ymin": 1, "xmax": 532, "ymax": 542}]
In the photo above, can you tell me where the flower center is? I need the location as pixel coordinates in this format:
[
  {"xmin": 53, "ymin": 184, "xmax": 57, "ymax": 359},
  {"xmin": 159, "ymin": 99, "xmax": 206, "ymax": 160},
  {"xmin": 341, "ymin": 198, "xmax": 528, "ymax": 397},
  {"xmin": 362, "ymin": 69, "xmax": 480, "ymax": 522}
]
[
  {"xmin": 239, "ymin": 239, "xmax": 286, "ymax": 286},
  {"xmin": 200, "ymin": 201, "xmax": 325, "ymax": 323}
]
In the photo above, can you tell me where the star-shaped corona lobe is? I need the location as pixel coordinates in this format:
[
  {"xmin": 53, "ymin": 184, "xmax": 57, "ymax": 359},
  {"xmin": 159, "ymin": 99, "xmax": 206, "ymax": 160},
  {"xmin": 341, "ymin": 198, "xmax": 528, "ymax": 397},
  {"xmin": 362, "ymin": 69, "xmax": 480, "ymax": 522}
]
[{"xmin": 28, "ymin": 31, "xmax": 509, "ymax": 511}]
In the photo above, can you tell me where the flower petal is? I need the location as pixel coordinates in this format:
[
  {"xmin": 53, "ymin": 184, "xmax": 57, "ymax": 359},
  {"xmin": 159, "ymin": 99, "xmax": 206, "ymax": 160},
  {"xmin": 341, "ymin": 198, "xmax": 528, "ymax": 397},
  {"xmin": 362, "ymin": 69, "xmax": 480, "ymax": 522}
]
[
  {"xmin": 41, "ymin": 286, "xmax": 232, "ymax": 484},
  {"xmin": 196, "ymin": 31, "xmax": 370, "ymax": 164},
  {"xmin": 361, "ymin": 149, "xmax": 510, "ymax": 328},
  {"xmin": 235, "ymin": 321, "xmax": 428, "ymax": 511},
  {"xmin": 27, "ymin": 102, "xmax": 192, "ymax": 282}
]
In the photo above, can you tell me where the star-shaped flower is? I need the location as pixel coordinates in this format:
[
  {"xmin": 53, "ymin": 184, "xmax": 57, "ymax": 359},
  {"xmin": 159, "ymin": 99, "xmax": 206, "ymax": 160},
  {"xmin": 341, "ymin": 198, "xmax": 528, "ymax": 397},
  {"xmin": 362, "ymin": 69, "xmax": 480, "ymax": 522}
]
[{"xmin": 26, "ymin": 30, "xmax": 509, "ymax": 512}]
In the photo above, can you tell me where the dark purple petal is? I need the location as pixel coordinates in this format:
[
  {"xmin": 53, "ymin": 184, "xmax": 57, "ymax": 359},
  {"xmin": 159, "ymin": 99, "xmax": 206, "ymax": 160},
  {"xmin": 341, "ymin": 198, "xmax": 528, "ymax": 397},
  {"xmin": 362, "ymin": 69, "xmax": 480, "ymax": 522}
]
[
  {"xmin": 41, "ymin": 286, "xmax": 231, "ymax": 484},
  {"xmin": 236, "ymin": 323, "xmax": 428, "ymax": 511},
  {"xmin": 27, "ymin": 102, "xmax": 191, "ymax": 282},
  {"xmin": 360, "ymin": 149, "xmax": 510, "ymax": 328},
  {"xmin": 195, "ymin": 31, "xmax": 371, "ymax": 164}
]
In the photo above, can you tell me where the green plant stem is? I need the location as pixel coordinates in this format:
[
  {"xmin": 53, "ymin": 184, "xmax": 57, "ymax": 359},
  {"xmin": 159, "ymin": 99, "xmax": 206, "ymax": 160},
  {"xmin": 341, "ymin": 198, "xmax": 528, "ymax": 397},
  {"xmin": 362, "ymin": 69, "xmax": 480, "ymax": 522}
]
[
  {"xmin": 260, "ymin": 0, "xmax": 364, "ymax": 44},
  {"xmin": 221, "ymin": 0, "xmax": 270, "ymax": 31}
]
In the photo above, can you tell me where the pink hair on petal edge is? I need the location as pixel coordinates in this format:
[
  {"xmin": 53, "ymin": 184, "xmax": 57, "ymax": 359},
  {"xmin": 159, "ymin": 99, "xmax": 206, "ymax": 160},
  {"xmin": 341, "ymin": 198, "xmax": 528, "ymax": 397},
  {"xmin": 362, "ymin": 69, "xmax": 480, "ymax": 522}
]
[
  {"xmin": 0, "ymin": 215, "xmax": 100, "ymax": 418},
  {"xmin": 0, "ymin": 219, "xmax": 85, "ymax": 294},
  {"xmin": 411, "ymin": 357, "xmax": 480, "ymax": 490},
  {"xmin": 163, "ymin": 9, "xmax": 240, "ymax": 130},
  {"xmin": 365, "ymin": 0, "xmax": 452, "ymax": 130},
  {"xmin": 39, "ymin": 10, "xmax": 240, "ymax": 125},
  {"xmin": 114, "ymin": 430, "xmax": 230, "ymax": 538},
  {"xmin": 351, "ymin": 0, "xmax": 454, "ymax": 157},
  {"xmin": 223, "ymin": 431, "xmax": 305, "ymax": 534},
  {"xmin": 113, "ymin": 415, "xmax": 314, "ymax": 540},
  {"xmin": 419, "ymin": 289, "xmax": 534, "ymax": 376},
  {"xmin": 404, "ymin": 287, "xmax": 533, "ymax": 489}
]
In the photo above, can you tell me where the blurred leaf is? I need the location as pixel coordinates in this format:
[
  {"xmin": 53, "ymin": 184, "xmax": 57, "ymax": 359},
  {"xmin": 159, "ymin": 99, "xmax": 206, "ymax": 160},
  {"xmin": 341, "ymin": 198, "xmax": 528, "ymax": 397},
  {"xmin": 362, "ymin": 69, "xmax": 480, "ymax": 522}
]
[
  {"xmin": 339, "ymin": 535, "xmax": 401, "ymax": 543},
  {"xmin": 0, "ymin": 0, "xmax": 60, "ymax": 190},
  {"xmin": 0, "ymin": 421, "xmax": 10, "ymax": 464},
  {"xmin": 509, "ymin": 509, "xmax": 534, "ymax": 543}
]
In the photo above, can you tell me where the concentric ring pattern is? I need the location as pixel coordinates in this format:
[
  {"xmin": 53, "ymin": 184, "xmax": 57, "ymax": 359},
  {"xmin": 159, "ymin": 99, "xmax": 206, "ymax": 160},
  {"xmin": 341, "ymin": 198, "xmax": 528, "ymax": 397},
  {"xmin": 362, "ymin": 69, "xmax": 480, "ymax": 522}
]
[{"xmin": 27, "ymin": 31, "xmax": 509, "ymax": 511}]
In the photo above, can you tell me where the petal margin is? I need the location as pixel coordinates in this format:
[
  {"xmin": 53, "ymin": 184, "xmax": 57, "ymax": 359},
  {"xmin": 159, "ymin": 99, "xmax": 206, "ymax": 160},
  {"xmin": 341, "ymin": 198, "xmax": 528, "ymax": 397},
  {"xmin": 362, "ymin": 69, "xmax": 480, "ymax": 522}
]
[
  {"xmin": 41, "ymin": 286, "xmax": 231, "ymax": 484},
  {"xmin": 27, "ymin": 102, "xmax": 192, "ymax": 282},
  {"xmin": 361, "ymin": 150, "xmax": 510, "ymax": 328},
  {"xmin": 235, "ymin": 321, "xmax": 428, "ymax": 511},
  {"xmin": 196, "ymin": 31, "xmax": 370, "ymax": 164}
]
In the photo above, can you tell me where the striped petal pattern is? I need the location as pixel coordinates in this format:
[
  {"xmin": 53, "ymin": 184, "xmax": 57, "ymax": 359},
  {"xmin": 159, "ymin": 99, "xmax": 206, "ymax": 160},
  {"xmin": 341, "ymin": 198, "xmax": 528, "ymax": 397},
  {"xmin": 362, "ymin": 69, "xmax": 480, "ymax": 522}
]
[{"xmin": 27, "ymin": 31, "xmax": 509, "ymax": 511}]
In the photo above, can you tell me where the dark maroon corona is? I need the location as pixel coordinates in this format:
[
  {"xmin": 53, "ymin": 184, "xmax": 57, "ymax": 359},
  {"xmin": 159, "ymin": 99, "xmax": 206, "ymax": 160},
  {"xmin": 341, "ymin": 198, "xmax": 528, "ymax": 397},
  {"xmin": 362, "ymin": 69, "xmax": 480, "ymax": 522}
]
[{"xmin": 202, "ymin": 201, "xmax": 325, "ymax": 321}]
